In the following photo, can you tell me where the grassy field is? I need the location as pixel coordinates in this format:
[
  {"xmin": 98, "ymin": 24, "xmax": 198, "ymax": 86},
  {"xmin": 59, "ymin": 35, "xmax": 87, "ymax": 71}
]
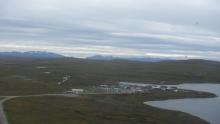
[
  {"xmin": 4, "ymin": 91, "xmax": 214, "ymax": 124},
  {"xmin": 0, "ymin": 57, "xmax": 220, "ymax": 95}
]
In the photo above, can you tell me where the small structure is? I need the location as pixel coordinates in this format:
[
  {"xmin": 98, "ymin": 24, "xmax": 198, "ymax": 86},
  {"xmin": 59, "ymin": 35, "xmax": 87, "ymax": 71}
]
[
  {"xmin": 152, "ymin": 85, "xmax": 161, "ymax": 89},
  {"xmin": 134, "ymin": 87, "xmax": 144, "ymax": 93},
  {"xmin": 173, "ymin": 89, "xmax": 179, "ymax": 92},
  {"xmin": 100, "ymin": 85, "xmax": 108, "ymax": 88},
  {"xmin": 43, "ymin": 72, "xmax": 51, "ymax": 74},
  {"xmin": 71, "ymin": 89, "xmax": 84, "ymax": 94},
  {"xmin": 36, "ymin": 66, "xmax": 47, "ymax": 69}
]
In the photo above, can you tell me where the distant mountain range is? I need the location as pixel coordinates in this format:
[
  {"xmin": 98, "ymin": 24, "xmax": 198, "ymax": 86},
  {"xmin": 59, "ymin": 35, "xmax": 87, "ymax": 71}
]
[
  {"xmin": 86, "ymin": 55, "xmax": 174, "ymax": 62},
  {"xmin": 0, "ymin": 51, "xmax": 64, "ymax": 58}
]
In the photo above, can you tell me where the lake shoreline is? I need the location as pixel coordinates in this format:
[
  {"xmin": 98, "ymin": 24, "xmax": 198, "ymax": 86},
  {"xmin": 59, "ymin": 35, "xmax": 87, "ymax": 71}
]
[{"xmin": 145, "ymin": 83, "xmax": 220, "ymax": 124}]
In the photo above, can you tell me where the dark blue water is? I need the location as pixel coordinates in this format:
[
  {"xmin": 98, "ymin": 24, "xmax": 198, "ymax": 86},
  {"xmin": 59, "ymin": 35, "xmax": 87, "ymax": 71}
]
[{"xmin": 145, "ymin": 84, "xmax": 220, "ymax": 124}]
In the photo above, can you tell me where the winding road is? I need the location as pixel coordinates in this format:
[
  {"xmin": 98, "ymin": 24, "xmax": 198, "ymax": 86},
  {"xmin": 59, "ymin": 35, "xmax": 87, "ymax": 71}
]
[{"xmin": 0, "ymin": 94, "xmax": 77, "ymax": 124}]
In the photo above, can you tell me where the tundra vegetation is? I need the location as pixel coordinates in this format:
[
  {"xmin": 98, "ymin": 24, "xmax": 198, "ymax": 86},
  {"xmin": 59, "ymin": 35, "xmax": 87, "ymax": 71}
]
[
  {"xmin": 0, "ymin": 57, "xmax": 219, "ymax": 124},
  {"xmin": 4, "ymin": 91, "xmax": 214, "ymax": 124},
  {"xmin": 0, "ymin": 57, "xmax": 220, "ymax": 95}
]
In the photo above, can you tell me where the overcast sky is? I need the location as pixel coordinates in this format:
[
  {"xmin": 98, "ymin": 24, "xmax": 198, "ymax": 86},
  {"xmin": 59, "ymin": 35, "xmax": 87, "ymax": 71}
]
[{"xmin": 0, "ymin": 0, "xmax": 220, "ymax": 60}]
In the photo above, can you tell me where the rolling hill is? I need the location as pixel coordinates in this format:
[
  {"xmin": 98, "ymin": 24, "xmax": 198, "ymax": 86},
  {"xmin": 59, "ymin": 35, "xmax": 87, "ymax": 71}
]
[{"xmin": 0, "ymin": 57, "xmax": 220, "ymax": 95}]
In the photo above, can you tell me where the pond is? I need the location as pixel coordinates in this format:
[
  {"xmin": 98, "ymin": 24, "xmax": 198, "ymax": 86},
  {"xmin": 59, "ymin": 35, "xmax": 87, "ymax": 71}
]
[{"xmin": 145, "ymin": 83, "xmax": 220, "ymax": 124}]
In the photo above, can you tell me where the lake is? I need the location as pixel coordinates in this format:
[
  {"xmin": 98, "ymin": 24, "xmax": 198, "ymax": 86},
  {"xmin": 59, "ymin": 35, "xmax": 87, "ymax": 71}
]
[{"xmin": 145, "ymin": 83, "xmax": 220, "ymax": 124}]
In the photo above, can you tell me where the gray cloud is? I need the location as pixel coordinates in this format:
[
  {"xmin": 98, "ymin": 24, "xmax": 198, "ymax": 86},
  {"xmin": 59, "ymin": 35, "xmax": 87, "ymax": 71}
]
[{"xmin": 0, "ymin": 0, "xmax": 220, "ymax": 60}]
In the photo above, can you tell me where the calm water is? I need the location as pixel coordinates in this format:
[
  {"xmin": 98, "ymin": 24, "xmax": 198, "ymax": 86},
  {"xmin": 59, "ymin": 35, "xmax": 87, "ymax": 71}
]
[{"xmin": 145, "ymin": 84, "xmax": 220, "ymax": 124}]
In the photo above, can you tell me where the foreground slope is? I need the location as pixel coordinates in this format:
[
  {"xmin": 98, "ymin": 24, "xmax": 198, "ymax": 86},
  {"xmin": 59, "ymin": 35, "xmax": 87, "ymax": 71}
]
[{"xmin": 4, "ymin": 91, "xmax": 214, "ymax": 124}]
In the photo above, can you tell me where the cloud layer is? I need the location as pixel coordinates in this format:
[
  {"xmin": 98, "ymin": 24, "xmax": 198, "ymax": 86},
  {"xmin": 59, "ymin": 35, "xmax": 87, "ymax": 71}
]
[{"xmin": 0, "ymin": 0, "xmax": 220, "ymax": 60}]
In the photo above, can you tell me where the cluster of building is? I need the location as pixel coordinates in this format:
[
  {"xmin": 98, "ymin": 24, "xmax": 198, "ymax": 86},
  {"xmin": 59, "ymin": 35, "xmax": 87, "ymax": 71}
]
[
  {"xmin": 64, "ymin": 82, "xmax": 185, "ymax": 95},
  {"xmin": 93, "ymin": 82, "xmax": 180, "ymax": 94}
]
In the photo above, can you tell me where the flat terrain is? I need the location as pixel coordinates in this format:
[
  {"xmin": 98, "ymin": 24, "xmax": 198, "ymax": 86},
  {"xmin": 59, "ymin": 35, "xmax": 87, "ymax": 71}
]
[
  {"xmin": 0, "ymin": 57, "xmax": 220, "ymax": 95},
  {"xmin": 4, "ymin": 91, "xmax": 215, "ymax": 124}
]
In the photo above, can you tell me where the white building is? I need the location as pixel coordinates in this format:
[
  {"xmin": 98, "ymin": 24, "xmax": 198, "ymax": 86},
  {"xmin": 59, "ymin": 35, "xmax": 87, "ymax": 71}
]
[{"xmin": 71, "ymin": 89, "xmax": 84, "ymax": 94}]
